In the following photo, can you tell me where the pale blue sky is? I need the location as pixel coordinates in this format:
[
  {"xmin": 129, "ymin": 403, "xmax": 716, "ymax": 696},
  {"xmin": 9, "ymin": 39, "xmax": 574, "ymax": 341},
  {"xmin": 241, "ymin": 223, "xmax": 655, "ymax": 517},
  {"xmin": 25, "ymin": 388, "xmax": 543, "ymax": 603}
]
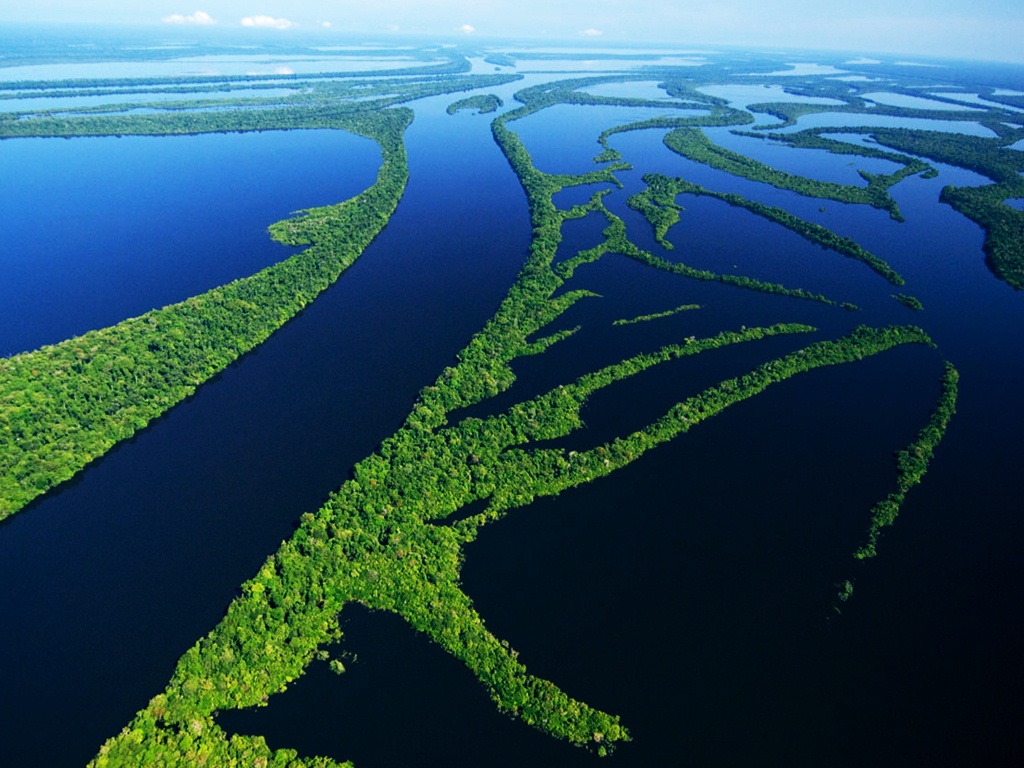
[{"xmin": 4, "ymin": 1, "xmax": 1023, "ymax": 63}]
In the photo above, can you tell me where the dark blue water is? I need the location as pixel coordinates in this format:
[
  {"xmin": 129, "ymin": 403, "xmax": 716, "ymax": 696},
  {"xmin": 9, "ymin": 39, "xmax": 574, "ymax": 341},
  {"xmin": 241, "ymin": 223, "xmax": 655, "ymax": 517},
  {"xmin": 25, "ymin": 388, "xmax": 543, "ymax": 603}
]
[
  {"xmin": 0, "ymin": 90, "xmax": 530, "ymax": 767},
  {"xmin": 704, "ymin": 126, "xmax": 905, "ymax": 184},
  {"xmin": 0, "ymin": 129, "xmax": 380, "ymax": 356},
  {"xmin": 225, "ymin": 95, "xmax": 1023, "ymax": 768},
  {"xmin": 1, "ymin": 71, "xmax": 1022, "ymax": 768},
  {"xmin": 454, "ymin": 117, "xmax": 1023, "ymax": 767}
]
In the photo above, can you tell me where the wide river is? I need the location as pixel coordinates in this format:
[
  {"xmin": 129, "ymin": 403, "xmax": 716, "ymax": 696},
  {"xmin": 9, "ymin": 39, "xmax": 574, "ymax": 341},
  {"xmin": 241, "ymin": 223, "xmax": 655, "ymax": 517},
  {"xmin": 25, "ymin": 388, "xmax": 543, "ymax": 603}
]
[{"xmin": 1, "ymin": 71, "xmax": 1021, "ymax": 768}]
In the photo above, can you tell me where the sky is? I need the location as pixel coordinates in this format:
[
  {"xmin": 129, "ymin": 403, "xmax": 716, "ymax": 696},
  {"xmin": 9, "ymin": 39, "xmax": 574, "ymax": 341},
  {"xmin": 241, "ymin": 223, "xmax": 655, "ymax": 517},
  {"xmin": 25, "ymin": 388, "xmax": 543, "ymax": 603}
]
[{"xmin": 3, "ymin": 1, "xmax": 1023, "ymax": 64}]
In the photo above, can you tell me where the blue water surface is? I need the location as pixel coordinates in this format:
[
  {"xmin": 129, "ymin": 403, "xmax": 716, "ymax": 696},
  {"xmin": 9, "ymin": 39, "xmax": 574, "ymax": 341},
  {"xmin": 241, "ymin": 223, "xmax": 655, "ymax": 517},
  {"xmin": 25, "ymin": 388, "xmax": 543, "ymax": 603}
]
[
  {"xmin": 0, "ymin": 128, "xmax": 379, "ymax": 356},
  {"xmin": 1, "ymin": 61, "xmax": 1022, "ymax": 768}
]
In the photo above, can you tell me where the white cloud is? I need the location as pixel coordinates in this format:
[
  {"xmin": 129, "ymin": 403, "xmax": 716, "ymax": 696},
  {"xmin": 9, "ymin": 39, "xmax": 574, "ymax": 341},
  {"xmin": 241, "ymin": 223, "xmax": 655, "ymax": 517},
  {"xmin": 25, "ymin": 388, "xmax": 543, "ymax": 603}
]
[
  {"xmin": 240, "ymin": 15, "xmax": 295, "ymax": 30},
  {"xmin": 580, "ymin": 28, "xmax": 604, "ymax": 36},
  {"xmin": 457, "ymin": 24, "xmax": 475, "ymax": 34},
  {"xmin": 319, "ymin": 21, "xmax": 332, "ymax": 28},
  {"xmin": 162, "ymin": 10, "xmax": 216, "ymax": 26}
]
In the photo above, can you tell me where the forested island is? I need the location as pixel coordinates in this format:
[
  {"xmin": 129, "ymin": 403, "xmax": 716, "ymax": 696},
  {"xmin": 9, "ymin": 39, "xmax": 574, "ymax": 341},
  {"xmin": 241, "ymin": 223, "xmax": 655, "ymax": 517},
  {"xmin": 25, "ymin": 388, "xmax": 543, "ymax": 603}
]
[
  {"xmin": 0, "ymin": 35, "xmax": 1020, "ymax": 768},
  {"xmin": 0, "ymin": 70, "xmax": 519, "ymax": 520}
]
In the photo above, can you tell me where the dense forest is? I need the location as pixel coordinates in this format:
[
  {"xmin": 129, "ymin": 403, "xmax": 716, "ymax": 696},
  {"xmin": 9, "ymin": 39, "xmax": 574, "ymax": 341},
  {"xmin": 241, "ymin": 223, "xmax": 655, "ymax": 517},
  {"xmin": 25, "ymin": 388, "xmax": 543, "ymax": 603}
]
[
  {"xmin": 72, "ymin": 63, "xmax": 959, "ymax": 767},
  {"xmin": 0, "ymin": 72, "xmax": 522, "ymax": 520},
  {"xmin": 6, "ymin": 41, "xmax": 1019, "ymax": 767}
]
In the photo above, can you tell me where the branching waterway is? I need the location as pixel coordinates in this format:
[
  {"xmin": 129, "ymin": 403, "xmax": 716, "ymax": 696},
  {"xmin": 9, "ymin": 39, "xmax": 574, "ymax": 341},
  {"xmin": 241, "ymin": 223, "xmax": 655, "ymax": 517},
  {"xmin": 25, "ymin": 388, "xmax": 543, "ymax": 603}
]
[{"xmin": 0, "ymin": 34, "xmax": 1021, "ymax": 768}]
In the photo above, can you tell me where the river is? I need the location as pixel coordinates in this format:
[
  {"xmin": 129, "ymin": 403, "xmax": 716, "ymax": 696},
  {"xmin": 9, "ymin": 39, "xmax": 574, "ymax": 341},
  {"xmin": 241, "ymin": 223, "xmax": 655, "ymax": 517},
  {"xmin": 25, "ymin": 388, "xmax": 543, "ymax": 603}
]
[{"xmin": 1, "ymin": 57, "xmax": 1021, "ymax": 768}]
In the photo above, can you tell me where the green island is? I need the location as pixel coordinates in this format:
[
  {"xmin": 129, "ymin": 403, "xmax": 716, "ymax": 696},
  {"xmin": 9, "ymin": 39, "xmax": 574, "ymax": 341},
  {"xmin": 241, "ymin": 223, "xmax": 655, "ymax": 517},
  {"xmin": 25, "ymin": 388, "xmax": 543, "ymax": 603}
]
[
  {"xmin": 837, "ymin": 361, "xmax": 959, "ymax": 606},
  {"xmin": 82, "ymin": 71, "xmax": 954, "ymax": 767},
  {"xmin": 90, "ymin": 320, "xmax": 935, "ymax": 767},
  {"xmin": 0, "ymin": 70, "xmax": 524, "ymax": 521},
  {"xmin": 489, "ymin": 82, "xmax": 860, "ymax": 309},
  {"xmin": 628, "ymin": 172, "xmax": 905, "ymax": 286},
  {"xmin": 661, "ymin": 126, "xmax": 925, "ymax": 221},
  {"xmin": 730, "ymin": 118, "xmax": 1024, "ymax": 289},
  {"xmin": 613, "ymin": 304, "xmax": 701, "ymax": 326},
  {"xmin": 447, "ymin": 93, "xmax": 504, "ymax": 114},
  {"xmin": 859, "ymin": 127, "xmax": 1024, "ymax": 290},
  {"xmin": 5, "ymin": 46, "xmax": 1013, "ymax": 766},
  {"xmin": 586, "ymin": 65, "xmax": 1024, "ymax": 289},
  {"xmin": 738, "ymin": 72, "xmax": 1012, "ymax": 130},
  {"xmin": 557, "ymin": 189, "xmax": 856, "ymax": 309},
  {"xmin": 0, "ymin": 72, "xmax": 519, "ymax": 138},
  {"xmin": 892, "ymin": 293, "xmax": 925, "ymax": 311},
  {"xmin": 853, "ymin": 361, "xmax": 959, "ymax": 561},
  {"xmin": 726, "ymin": 74, "xmax": 1024, "ymax": 290},
  {"xmin": 0, "ymin": 107, "xmax": 409, "ymax": 520}
]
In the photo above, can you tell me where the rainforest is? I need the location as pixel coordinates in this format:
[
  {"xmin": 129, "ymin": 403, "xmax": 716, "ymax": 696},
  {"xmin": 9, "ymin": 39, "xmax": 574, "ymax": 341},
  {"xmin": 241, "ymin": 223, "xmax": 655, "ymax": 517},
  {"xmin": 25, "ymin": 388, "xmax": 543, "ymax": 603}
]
[{"xmin": 0, "ymin": 27, "xmax": 1021, "ymax": 768}]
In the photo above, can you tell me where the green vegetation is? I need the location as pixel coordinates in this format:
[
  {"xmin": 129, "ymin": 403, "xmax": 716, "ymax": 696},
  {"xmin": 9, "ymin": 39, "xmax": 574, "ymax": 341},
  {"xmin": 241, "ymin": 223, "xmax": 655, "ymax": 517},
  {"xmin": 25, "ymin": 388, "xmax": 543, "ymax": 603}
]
[
  {"xmin": 88, "ymin": 315, "xmax": 933, "ymax": 767},
  {"xmin": 722, "ymin": 79, "xmax": 1024, "ymax": 288},
  {"xmin": 0, "ymin": 52, "xmax": 983, "ymax": 765},
  {"xmin": 482, "ymin": 80, "xmax": 858, "ymax": 308},
  {"xmin": 87, "ymin": 68, "xmax": 950, "ymax": 766},
  {"xmin": 942, "ymin": 184, "xmax": 1024, "ymax": 289},
  {"xmin": 507, "ymin": 75, "xmax": 723, "ymax": 122},
  {"xmin": 834, "ymin": 360, "xmax": 957, "ymax": 609},
  {"xmin": 557, "ymin": 192, "xmax": 855, "ymax": 309},
  {"xmin": 597, "ymin": 109, "xmax": 753, "ymax": 147},
  {"xmin": 613, "ymin": 304, "xmax": 701, "ymax": 326},
  {"xmin": 662, "ymin": 126, "xmax": 922, "ymax": 221},
  {"xmin": 852, "ymin": 127, "xmax": 1024, "ymax": 290},
  {"xmin": 740, "ymin": 74, "xmax": 1013, "ymax": 130},
  {"xmin": 0, "ymin": 108, "xmax": 411, "ymax": 521},
  {"xmin": 892, "ymin": 293, "xmax": 924, "ymax": 311},
  {"xmin": 627, "ymin": 176, "xmax": 685, "ymax": 248},
  {"xmin": 0, "ymin": 74, "xmax": 635, "ymax": 519},
  {"xmin": 0, "ymin": 73, "xmax": 519, "ymax": 139},
  {"xmin": 629, "ymin": 173, "xmax": 904, "ymax": 286},
  {"xmin": 822, "ymin": 126, "xmax": 1024, "ymax": 290},
  {"xmin": 447, "ymin": 94, "xmax": 504, "ymax": 114},
  {"xmin": 835, "ymin": 579, "xmax": 855, "ymax": 604},
  {"xmin": 747, "ymin": 100, "xmax": 838, "ymax": 129},
  {"xmin": 738, "ymin": 127, "xmax": 938, "ymax": 173},
  {"xmin": 593, "ymin": 147, "xmax": 623, "ymax": 163},
  {"xmin": 853, "ymin": 362, "xmax": 959, "ymax": 560},
  {"xmin": 0, "ymin": 69, "xmax": 526, "ymax": 521}
]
